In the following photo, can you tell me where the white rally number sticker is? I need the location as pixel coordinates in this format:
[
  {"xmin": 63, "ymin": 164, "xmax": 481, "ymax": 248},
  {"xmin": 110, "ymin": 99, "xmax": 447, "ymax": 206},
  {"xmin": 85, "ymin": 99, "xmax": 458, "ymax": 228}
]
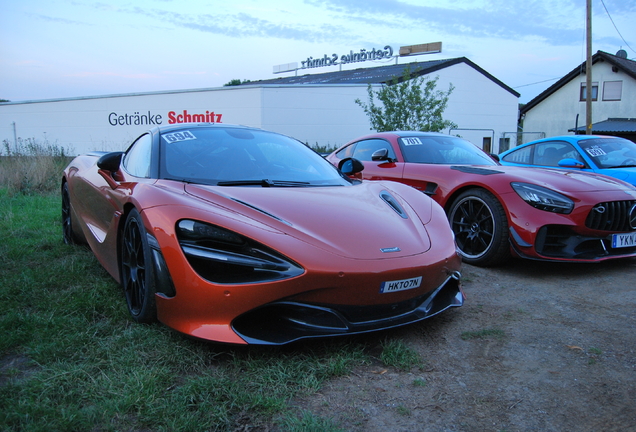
[
  {"xmin": 162, "ymin": 130, "xmax": 197, "ymax": 143},
  {"xmin": 585, "ymin": 146, "xmax": 606, "ymax": 157},
  {"xmin": 380, "ymin": 276, "xmax": 422, "ymax": 293},
  {"xmin": 402, "ymin": 137, "xmax": 423, "ymax": 146}
]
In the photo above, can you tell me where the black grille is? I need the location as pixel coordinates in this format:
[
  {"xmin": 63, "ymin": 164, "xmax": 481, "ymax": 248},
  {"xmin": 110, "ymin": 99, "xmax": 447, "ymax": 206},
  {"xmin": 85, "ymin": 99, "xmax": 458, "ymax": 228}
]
[{"xmin": 585, "ymin": 200, "xmax": 636, "ymax": 231}]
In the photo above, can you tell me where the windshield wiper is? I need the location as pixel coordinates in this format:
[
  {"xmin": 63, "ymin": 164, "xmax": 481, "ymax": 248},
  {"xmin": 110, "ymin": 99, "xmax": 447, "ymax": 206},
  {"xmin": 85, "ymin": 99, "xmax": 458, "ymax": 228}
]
[{"xmin": 216, "ymin": 179, "xmax": 311, "ymax": 187}]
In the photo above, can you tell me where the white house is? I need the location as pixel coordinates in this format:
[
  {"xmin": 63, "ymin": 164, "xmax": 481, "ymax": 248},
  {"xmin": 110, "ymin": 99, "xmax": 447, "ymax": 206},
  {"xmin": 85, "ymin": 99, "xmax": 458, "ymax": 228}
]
[
  {"xmin": 520, "ymin": 50, "xmax": 636, "ymax": 143},
  {"xmin": 0, "ymin": 57, "xmax": 519, "ymax": 155}
]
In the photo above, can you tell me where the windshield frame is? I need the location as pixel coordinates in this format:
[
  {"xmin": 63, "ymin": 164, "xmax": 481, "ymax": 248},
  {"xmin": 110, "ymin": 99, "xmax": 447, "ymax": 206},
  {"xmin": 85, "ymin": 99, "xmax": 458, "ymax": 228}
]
[
  {"xmin": 158, "ymin": 126, "xmax": 353, "ymax": 187},
  {"xmin": 577, "ymin": 137, "xmax": 636, "ymax": 169},
  {"xmin": 397, "ymin": 135, "xmax": 498, "ymax": 166}
]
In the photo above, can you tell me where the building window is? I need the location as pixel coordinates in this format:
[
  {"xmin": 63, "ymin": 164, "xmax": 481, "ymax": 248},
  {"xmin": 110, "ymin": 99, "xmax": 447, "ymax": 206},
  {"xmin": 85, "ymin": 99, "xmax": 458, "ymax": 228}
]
[
  {"xmin": 482, "ymin": 137, "xmax": 492, "ymax": 153},
  {"xmin": 602, "ymin": 81, "xmax": 622, "ymax": 101},
  {"xmin": 580, "ymin": 82, "xmax": 598, "ymax": 101}
]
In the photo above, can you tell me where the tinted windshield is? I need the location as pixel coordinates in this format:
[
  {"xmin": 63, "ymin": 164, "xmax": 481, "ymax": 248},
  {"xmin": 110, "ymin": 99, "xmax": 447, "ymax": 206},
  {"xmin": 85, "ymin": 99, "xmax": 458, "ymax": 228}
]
[
  {"xmin": 578, "ymin": 137, "xmax": 636, "ymax": 168},
  {"xmin": 160, "ymin": 127, "xmax": 350, "ymax": 186},
  {"xmin": 399, "ymin": 135, "xmax": 497, "ymax": 165}
]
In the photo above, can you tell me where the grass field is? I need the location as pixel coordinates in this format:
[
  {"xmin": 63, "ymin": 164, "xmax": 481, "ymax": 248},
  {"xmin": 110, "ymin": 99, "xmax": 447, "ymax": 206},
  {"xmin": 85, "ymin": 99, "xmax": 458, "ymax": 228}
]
[{"xmin": 0, "ymin": 188, "xmax": 421, "ymax": 431}]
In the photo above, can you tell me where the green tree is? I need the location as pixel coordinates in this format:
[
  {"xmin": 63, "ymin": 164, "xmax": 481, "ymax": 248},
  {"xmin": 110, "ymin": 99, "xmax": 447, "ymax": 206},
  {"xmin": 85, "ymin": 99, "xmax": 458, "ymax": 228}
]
[
  {"xmin": 355, "ymin": 67, "xmax": 456, "ymax": 132},
  {"xmin": 223, "ymin": 79, "xmax": 251, "ymax": 86}
]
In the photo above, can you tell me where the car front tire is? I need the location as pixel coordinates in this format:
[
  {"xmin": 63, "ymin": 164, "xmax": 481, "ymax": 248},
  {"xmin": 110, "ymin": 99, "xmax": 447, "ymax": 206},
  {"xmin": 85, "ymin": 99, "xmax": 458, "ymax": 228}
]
[
  {"xmin": 448, "ymin": 189, "xmax": 510, "ymax": 266},
  {"xmin": 120, "ymin": 209, "xmax": 157, "ymax": 323},
  {"xmin": 62, "ymin": 182, "xmax": 79, "ymax": 245}
]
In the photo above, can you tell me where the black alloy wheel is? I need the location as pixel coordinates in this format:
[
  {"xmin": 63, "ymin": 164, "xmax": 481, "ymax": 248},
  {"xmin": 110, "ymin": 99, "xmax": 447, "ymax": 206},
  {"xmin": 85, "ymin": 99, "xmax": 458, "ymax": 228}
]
[
  {"xmin": 448, "ymin": 189, "xmax": 510, "ymax": 266},
  {"xmin": 120, "ymin": 209, "xmax": 157, "ymax": 323},
  {"xmin": 62, "ymin": 182, "xmax": 78, "ymax": 244}
]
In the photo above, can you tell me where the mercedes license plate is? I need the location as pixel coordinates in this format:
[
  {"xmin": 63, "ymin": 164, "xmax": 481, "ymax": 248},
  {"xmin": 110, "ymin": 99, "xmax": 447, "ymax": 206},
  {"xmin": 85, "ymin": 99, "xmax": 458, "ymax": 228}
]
[{"xmin": 612, "ymin": 232, "xmax": 636, "ymax": 248}]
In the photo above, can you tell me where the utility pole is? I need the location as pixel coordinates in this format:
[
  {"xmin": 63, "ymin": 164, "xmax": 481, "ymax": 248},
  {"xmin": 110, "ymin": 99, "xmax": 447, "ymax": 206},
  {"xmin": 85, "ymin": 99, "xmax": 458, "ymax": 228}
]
[{"xmin": 586, "ymin": 0, "xmax": 592, "ymax": 135}]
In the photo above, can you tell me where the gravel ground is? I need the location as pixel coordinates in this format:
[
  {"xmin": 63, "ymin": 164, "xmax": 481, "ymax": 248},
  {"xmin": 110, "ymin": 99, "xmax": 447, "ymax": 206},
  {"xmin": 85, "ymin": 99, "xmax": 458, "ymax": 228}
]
[{"xmin": 295, "ymin": 257, "xmax": 636, "ymax": 432}]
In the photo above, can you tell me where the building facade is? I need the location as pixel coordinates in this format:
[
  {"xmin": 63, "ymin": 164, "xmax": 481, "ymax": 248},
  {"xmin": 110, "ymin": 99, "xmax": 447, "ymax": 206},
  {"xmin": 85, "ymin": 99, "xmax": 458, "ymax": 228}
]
[
  {"xmin": 1, "ymin": 57, "xmax": 519, "ymax": 155},
  {"xmin": 520, "ymin": 50, "xmax": 636, "ymax": 144}
]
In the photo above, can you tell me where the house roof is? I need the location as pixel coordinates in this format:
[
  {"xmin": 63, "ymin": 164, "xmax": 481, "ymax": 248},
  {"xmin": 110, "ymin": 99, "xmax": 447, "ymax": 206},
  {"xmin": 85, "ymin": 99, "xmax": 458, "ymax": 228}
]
[
  {"xmin": 569, "ymin": 117, "xmax": 636, "ymax": 134},
  {"xmin": 521, "ymin": 50, "xmax": 636, "ymax": 115},
  {"xmin": 240, "ymin": 57, "xmax": 520, "ymax": 97}
]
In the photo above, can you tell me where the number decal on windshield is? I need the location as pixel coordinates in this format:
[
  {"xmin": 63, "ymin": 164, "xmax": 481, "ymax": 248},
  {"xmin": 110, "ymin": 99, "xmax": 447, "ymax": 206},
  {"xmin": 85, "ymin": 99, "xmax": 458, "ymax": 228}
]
[
  {"xmin": 162, "ymin": 131, "xmax": 197, "ymax": 143},
  {"xmin": 402, "ymin": 137, "xmax": 423, "ymax": 146},
  {"xmin": 585, "ymin": 146, "xmax": 606, "ymax": 157}
]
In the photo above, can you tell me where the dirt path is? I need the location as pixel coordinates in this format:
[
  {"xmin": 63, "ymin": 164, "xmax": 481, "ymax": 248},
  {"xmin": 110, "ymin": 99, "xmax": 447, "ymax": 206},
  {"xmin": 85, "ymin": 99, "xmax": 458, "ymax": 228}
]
[{"xmin": 297, "ymin": 258, "xmax": 636, "ymax": 431}]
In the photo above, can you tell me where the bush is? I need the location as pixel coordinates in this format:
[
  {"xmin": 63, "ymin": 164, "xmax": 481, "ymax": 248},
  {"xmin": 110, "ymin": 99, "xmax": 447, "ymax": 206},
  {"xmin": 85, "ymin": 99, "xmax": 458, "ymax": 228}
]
[{"xmin": 0, "ymin": 138, "xmax": 73, "ymax": 194}]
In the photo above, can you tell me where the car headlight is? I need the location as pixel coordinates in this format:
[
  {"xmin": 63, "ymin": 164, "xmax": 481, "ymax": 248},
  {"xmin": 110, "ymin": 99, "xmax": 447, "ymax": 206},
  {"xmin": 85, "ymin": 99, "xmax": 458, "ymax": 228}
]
[
  {"xmin": 511, "ymin": 182, "xmax": 574, "ymax": 214},
  {"xmin": 177, "ymin": 219, "xmax": 304, "ymax": 284}
]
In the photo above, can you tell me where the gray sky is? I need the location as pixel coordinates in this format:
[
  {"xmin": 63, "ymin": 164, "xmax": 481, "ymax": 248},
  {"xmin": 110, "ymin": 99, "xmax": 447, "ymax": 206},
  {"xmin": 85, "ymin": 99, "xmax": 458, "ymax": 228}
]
[{"xmin": 1, "ymin": 0, "xmax": 634, "ymax": 104}]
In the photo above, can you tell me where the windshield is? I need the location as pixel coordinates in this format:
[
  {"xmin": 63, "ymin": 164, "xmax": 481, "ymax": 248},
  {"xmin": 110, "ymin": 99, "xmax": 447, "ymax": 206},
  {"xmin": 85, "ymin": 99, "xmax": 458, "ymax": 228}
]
[
  {"xmin": 578, "ymin": 137, "xmax": 636, "ymax": 169},
  {"xmin": 398, "ymin": 135, "xmax": 497, "ymax": 165},
  {"xmin": 160, "ymin": 127, "xmax": 351, "ymax": 186}
]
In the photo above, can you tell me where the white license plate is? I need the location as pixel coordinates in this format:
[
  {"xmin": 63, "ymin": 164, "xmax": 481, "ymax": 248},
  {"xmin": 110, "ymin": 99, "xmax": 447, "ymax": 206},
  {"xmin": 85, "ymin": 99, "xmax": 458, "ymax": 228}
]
[
  {"xmin": 380, "ymin": 276, "xmax": 422, "ymax": 293},
  {"xmin": 612, "ymin": 232, "xmax": 636, "ymax": 248}
]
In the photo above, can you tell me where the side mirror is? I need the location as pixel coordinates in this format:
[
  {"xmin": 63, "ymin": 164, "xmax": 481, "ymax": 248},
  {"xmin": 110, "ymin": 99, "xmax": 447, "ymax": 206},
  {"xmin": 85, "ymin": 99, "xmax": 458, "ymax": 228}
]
[
  {"xmin": 558, "ymin": 158, "xmax": 585, "ymax": 169},
  {"xmin": 338, "ymin": 157, "xmax": 364, "ymax": 175},
  {"xmin": 371, "ymin": 148, "xmax": 390, "ymax": 161},
  {"xmin": 97, "ymin": 151, "xmax": 124, "ymax": 172},
  {"xmin": 490, "ymin": 153, "xmax": 500, "ymax": 162}
]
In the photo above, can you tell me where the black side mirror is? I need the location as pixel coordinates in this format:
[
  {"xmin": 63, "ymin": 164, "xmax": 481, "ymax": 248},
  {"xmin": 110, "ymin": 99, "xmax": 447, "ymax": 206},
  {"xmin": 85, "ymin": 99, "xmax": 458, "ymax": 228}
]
[
  {"xmin": 97, "ymin": 151, "xmax": 124, "ymax": 172},
  {"xmin": 338, "ymin": 157, "xmax": 364, "ymax": 175},
  {"xmin": 371, "ymin": 148, "xmax": 390, "ymax": 161}
]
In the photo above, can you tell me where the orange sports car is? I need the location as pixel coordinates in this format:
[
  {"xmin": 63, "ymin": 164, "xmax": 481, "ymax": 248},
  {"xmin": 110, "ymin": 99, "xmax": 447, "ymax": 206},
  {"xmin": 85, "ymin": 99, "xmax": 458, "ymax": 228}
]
[{"xmin": 62, "ymin": 124, "xmax": 463, "ymax": 344}]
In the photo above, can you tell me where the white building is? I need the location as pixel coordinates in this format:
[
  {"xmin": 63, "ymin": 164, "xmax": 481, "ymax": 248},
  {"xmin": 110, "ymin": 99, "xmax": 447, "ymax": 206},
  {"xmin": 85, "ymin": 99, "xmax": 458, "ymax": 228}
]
[
  {"xmin": 0, "ymin": 57, "xmax": 520, "ymax": 155},
  {"xmin": 520, "ymin": 50, "xmax": 636, "ymax": 143}
]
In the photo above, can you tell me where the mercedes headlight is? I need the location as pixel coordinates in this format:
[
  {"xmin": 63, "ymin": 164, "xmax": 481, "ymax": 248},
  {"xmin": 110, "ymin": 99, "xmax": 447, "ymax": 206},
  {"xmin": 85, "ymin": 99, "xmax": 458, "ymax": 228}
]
[{"xmin": 511, "ymin": 182, "xmax": 574, "ymax": 214}]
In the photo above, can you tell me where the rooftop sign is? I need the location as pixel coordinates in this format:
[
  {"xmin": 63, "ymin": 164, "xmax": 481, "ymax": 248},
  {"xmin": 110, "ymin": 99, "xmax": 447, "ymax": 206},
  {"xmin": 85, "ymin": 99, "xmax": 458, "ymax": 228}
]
[
  {"xmin": 273, "ymin": 42, "xmax": 442, "ymax": 75},
  {"xmin": 399, "ymin": 42, "xmax": 442, "ymax": 56},
  {"xmin": 299, "ymin": 46, "xmax": 394, "ymax": 71}
]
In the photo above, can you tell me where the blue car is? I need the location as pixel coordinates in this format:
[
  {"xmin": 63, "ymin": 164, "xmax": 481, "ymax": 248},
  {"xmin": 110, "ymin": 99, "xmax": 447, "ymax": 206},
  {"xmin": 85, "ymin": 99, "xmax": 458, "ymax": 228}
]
[{"xmin": 499, "ymin": 135, "xmax": 636, "ymax": 186}]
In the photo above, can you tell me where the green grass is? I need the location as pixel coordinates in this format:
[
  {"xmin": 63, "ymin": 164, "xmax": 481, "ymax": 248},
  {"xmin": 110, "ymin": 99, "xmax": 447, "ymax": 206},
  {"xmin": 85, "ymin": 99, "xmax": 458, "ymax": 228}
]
[
  {"xmin": 0, "ymin": 189, "xmax": 380, "ymax": 431},
  {"xmin": 379, "ymin": 338, "xmax": 424, "ymax": 371},
  {"xmin": 412, "ymin": 378, "xmax": 427, "ymax": 387}
]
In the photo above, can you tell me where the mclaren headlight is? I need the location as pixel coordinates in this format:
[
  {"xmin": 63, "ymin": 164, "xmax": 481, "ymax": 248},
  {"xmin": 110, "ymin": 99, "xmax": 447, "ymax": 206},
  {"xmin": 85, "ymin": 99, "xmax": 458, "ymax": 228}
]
[
  {"xmin": 511, "ymin": 182, "xmax": 574, "ymax": 214},
  {"xmin": 177, "ymin": 219, "xmax": 303, "ymax": 284}
]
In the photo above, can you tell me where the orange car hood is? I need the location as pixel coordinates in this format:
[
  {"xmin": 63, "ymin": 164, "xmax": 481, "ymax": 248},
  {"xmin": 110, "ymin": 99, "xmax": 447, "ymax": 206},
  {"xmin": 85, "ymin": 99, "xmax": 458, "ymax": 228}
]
[{"xmin": 184, "ymin": 182, "xmax": 434, "ymax": 260}]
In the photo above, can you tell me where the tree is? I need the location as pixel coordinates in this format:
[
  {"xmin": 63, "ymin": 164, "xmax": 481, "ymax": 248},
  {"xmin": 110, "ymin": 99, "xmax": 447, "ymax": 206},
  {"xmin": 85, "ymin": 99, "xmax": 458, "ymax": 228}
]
[
  {"xmin": 355, "ymin": 67, "xmax": 456, "ymax": 132},
  {"xmin": 223, "ymin": 79, "xmax": 251, "ymax": 86}
]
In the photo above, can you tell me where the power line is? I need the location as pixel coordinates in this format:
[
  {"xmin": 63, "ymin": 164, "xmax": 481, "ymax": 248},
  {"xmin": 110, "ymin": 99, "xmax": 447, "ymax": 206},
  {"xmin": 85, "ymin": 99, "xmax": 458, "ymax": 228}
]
[
  {"xmin": 513, "ymin": 77, "xmax": 561, "ymax": 89},
  {"xmin": 600, "ymin": 0, "xmax": 635, "ymax": 54}
]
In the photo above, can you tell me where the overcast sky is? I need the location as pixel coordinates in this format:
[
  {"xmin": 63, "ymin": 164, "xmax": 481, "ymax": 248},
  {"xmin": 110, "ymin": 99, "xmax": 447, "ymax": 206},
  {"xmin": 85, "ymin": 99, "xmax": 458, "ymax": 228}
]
[{"xmin": 1, "ymin": 0, "xmax": 634, "ymax": 104}]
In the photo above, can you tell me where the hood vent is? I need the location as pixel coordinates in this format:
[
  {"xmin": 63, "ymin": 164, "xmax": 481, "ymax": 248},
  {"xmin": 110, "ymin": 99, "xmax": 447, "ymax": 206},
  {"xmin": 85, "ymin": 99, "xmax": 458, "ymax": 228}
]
[
  {"xmin": 380, "ymin": 191, "xmax": 408, "ymax": 219},
  {"xmin": 232, "ymin": 199, "xmax": 292, "ymax": 226}
]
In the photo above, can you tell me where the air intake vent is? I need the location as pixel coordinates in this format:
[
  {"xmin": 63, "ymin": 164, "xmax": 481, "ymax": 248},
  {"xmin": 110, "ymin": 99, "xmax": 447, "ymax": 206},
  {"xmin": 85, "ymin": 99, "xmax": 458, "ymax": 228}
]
[
  {"xmin": 585, "ymin": 200, "xmax": 636, "ymax": 231},
  {"xmin": 380, "ymin": 191, "xmax": 408, "ymax": 219}
]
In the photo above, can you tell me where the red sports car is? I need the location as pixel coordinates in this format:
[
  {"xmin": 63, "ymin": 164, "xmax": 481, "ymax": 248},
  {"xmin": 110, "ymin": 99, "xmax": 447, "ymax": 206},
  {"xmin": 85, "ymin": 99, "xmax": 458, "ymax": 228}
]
[
  {"xmin": 327, "ymin": 131, "xmax": 636, "ymax": 266},
  {"xmin": 62, "ymin": 124, "xmax": 463, "ymax": 345}
]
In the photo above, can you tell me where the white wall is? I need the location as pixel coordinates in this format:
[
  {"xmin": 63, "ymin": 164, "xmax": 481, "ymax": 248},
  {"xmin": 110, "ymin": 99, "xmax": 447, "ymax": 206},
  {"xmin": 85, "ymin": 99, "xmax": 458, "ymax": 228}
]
[
  {"xmin": 522, "ymin": 61, "xmax": 636, "ymax": 142},
  {"xmin": 260, "ymin": 85, "xmax": 372, "ymax": 149},
  {"xmin": 0, "ymin": 87, "xmax": 264, "ymax": 155},
  {"xmin": 0, "ymin": 64, "xmax": 518, "ymax": 155},
  {"xmin": 435, "ymin": 62, "xmax": 519, "ymax": 153}
]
